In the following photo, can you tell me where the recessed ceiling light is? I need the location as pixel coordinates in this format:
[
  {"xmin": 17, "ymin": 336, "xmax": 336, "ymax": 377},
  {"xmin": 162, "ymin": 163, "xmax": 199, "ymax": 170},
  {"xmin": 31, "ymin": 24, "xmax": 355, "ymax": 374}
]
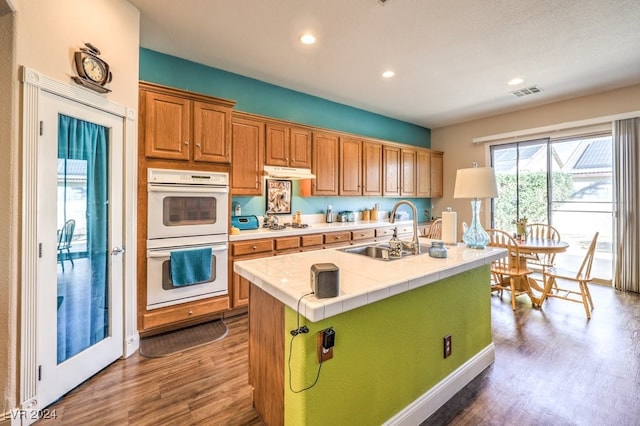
[
  {"xmin": 300, "ymin": 34, "xmax": 316, "ymax": 45},
  {"xmin": 508, "ymin": 77, "xmax": 524, "ymax": 86},
  {"xmin": 382, "ymin": 70, "xmax": 395, "ymax": 78}
]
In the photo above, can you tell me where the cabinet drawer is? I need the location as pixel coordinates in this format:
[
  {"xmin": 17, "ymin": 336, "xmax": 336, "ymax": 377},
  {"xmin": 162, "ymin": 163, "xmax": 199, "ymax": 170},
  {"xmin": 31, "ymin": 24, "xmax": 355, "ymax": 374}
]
[
  {"xmin": 301, "ymin": 234, "xmax": 323, "ymax": 247},
  {"xmin": 396, "ymin": 226, "xmax": 414, "ymax": 235},
  {"xmin": 142, "ymin": 297, "xmax": 229, "ymax": 330},
  {"xmin": 232, "ymin": 239, "xmax": 274, "ymax": 256},
  {"xmin": 275, "ymin": 236, "xmax": 300, "ymax": 251},
  {"xmin": 324, "ymin": 231, "xmax": 351, "ymax": 245},
  {"xmin": 375, "ymin": 227, "xmax": 394, "ymax": 237},
  {"xmin": 351, "ymin": 229, "xmax": 375, "ymax": 241}
]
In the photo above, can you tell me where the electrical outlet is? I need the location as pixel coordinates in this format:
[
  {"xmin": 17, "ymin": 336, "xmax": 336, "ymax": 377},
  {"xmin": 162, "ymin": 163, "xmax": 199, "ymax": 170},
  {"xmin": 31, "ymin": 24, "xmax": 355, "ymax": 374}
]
[
  {"xmin": 317, "ymin": 328, "xmax": 335, "ymax": 363},
  {"xmin": 424, "ymin": 209, "xmax": 429, "ymax": 217},
  {"xmin": 443, "ymin": 334, "xmax": 452, "ymax": 358}
]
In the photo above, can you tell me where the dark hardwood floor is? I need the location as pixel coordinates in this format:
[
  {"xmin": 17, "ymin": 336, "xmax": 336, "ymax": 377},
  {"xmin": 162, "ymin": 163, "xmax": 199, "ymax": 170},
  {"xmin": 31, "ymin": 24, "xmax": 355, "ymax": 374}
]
[
  {"xmin": 37, "ymin": 284, "xmax": 639, "ymax": 425},
  {"xmin": 424, "ymin": 284, "xmax": 640, "ymax": 426}
]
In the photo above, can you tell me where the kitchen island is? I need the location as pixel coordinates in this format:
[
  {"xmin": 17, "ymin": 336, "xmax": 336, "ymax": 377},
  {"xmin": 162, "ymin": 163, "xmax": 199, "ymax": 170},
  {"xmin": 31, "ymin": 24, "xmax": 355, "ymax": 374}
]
[{"xmin": 234, "ymin": 239, "xmax": 506, "ymax": 425}]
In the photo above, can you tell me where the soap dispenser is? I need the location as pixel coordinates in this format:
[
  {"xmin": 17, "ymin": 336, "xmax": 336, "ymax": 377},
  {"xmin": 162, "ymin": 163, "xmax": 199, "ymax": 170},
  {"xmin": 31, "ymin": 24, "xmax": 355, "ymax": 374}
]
[
  {"xmin": 388, "ymin": 227, "xmax": 402, "ymax": 259},
  {"xmin": 326, "ymin": 205, "xmax": 333, "ymax": 223}
]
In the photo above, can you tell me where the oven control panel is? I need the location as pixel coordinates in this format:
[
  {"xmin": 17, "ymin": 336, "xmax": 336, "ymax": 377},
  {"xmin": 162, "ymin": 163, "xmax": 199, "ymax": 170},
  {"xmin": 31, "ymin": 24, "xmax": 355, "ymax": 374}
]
[{"xmin": 148, "ymin": 168, "xmax": 229, "ymax": 186}]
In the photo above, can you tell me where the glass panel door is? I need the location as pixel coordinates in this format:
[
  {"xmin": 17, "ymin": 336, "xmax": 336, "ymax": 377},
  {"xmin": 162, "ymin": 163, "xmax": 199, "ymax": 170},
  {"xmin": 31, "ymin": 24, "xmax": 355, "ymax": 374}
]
[
  {"xmin": 490, "ymin": 135, "xmax": 614, "ymax": 283},
  {"xmin": 550, "ymin": 136, "xmax": 614, "ymax": 283},
  {"xmin": 38, "ymin": 90, "xmax": 123, "ymax": 409}
]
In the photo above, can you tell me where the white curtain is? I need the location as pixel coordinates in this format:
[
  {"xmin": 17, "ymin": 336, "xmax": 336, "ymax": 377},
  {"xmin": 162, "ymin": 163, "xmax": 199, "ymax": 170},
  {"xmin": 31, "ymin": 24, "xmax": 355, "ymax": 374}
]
[{"xmin": 613, "ymin": 117, "xmax": 640, "ymax": 293}]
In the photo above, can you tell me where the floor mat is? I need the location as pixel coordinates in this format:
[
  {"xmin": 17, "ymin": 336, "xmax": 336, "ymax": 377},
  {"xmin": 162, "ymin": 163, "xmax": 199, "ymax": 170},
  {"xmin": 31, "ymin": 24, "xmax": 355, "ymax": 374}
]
[{"xmin": 139, "ymin": 319, "xmax": 228, "ymax": 358}]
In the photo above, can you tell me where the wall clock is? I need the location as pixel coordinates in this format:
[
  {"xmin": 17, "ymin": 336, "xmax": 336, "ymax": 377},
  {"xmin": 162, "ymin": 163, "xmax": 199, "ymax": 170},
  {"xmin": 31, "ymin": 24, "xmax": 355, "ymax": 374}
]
[{"xmin": 72, "ymin": 42, "xmax": 112, "ymax": 93}]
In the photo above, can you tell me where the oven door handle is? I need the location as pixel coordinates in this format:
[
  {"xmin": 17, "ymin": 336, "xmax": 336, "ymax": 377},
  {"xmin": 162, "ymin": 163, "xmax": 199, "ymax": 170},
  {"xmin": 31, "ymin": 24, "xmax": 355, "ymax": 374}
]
[
  {"xmin": 147, "ymin": 184, "xmax": 229, "ymax": 194},
  {"xmin": 147, "ymin": 244, "xmax": 228, "ymax": 258}
]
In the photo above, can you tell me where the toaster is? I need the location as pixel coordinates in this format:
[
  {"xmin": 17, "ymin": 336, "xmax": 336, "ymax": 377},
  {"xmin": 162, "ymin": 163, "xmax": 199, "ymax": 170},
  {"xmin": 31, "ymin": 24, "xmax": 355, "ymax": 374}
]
[{"xmin": 231, "ymin": 215, "xmax": 260, "ymax": 230}]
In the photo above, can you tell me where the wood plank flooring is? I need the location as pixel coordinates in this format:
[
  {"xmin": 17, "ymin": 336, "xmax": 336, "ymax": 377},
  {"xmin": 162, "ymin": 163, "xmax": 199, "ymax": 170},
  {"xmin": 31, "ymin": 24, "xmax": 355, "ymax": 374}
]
[{"xmin": 37, "ymin": 284, "xmax": 639, "ymax": 425}]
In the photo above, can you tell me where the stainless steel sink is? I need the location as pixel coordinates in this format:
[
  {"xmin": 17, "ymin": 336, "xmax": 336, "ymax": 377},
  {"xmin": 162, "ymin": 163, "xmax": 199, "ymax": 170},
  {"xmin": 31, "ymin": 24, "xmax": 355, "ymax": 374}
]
[{"xmin": 340, "ymin": 244, "xmax": 429, "ymax": 261}]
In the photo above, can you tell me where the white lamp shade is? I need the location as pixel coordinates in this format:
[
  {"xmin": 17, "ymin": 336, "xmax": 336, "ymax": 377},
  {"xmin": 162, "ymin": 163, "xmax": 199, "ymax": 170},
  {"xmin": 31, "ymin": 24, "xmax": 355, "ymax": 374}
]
[{"xmin": 453, "ymin": 167, "xmax": 498, "ymax": 199}]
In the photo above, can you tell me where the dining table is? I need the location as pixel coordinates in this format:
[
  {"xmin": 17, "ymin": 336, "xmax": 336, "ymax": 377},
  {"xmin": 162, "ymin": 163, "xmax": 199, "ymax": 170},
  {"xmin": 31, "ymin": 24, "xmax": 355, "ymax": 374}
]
[{"xmin": 512, "ymin": 237, "xmax": 569, "ymax": 306}]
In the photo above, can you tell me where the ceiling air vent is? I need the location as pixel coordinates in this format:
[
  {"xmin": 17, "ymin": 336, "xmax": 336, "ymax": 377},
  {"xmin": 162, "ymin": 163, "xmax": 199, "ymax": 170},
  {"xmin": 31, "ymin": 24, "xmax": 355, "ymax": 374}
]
[{"xmin": 510, "ymin": 85, "xmax": 543, "ymax": 98}]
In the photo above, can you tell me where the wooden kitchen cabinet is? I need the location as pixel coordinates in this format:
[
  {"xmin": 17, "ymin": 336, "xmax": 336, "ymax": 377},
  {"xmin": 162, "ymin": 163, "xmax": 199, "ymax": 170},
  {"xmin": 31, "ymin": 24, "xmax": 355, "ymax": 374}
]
[
  {"xmin": 416, "ymin": 149, "xmax": 443, "ymax": 198},
  {"xmin": 383, "ymin": 145, "xmax": 401, "ymax": 196},
  {"xmin": 362, "ymin": 141, "xmax": 383, "ymax": 196},
  {"xmin": 339, "ymin": 136, "xmax": 362, "ymax": 195},
  {"xmin": 323, "ymin": 231, "xmax": 351, "ymax": 247},
  {"xmin": 274, "ymin": 236, "xmax": 301, "ymax": 253},
  {"xmin": 141, "ymin": 297, "xmax": 230, "ymax": 331},
  {"xmin": 265, "ymin": 123, "xmax": 312, "ymax": 168},
  {"xmin": 230, "ymin": 238, "xmax": 274, "ymax": 308},
  {"xmin": 301, "ymin": 234, "xmax": 324, "ymax": 250},
  {"xmin": 140, "ymin": 82, "xmax": 234, "ymax": 163},
  {"xmin": 231, "ymin": 114, "xmax": 265, "ymax": 195},
  {"xmin": 311, "ymin": 131, "xmax": 340, "ymax": 195},
  {"xmin": 351, "ymin": 228, "xmax": 375, "ymax": 243},
  {"xmin": 429, "ymin": 152, "xmax": 444, "ymax": 198},
  {"xmin": 401, "ymin": 148, "xmax": 417, "ymax": 196}
]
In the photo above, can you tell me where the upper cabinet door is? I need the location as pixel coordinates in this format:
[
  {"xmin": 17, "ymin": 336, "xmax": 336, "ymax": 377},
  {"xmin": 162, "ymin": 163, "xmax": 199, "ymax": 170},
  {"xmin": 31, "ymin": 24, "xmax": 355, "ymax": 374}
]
[
  {"xmin": 265, "ymin": 123, "xmax": 290, "ymax": 167},
  {"xmin": 401, "ymin": 148, "xmax": 416, "ymax": 196},
  {"xmin": 143, "ymin": 91, "xmax": 191, "ymax": 161},
  {"xmin": 265, "ymin": 125, "xmax": 312, "ymax": 168},
  {"xmin": 430, "ymin": 152, "xmax": 444, "ymax": 198},
  {"xmin": 362, "ymin": 141, "xmax": 382, "ymax": 196},
  {"xmin": 192, "ymin": 101, "xmax": 231, "ymax": 163},
  {"xmin": 312, "ymin": 132, "xmax": 339, "ymax": 195},
  {"xmin": 289, "ymin": 127, "xmax": 312, "ymax": 168},
  {"xmin": 383, "ymin": 145, "xmax": 401, "ymax": 196},
  {"xmin": 231, "ymin": 116, "xmax": 264, "ymax": 195},
  {"xmin": 416, "ymin": 149, "xmax": 432, "ymax": 197},
  {"xmin": 339, "ymin": 136, "xmax": 362, "ymax": 196}
]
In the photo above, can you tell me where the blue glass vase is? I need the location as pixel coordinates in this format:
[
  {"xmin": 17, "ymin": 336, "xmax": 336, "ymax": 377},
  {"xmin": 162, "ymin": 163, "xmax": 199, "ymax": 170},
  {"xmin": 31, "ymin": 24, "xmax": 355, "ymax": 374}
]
[{"xmin": 462, "ymin": 199, "xmax": 490, "ymax": 249}]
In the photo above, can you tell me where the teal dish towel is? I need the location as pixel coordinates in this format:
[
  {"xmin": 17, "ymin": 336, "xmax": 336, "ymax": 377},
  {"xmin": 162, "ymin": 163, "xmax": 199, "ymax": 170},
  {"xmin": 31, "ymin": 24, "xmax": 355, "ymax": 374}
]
[{"xmin": 170, "ymin": 248, "xmax": 212, "ymax": 287}]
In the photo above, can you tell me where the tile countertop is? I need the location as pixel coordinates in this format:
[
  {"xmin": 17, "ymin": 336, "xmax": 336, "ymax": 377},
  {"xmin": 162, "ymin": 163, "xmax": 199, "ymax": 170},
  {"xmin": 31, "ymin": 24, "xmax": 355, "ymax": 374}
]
[
  {"xmin": 228, "ymin": 219, "xmax": 425, "ymax": 241},
  {"xmin": 233, "ymin": 239, "xmax": 507, "ymax": 322}
]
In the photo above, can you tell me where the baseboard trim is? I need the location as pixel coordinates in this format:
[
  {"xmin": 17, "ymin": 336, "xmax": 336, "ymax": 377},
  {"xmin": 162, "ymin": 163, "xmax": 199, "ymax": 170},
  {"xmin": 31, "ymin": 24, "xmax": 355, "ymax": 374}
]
[{"xmin": 384, "ymin": 343, "xmax": 495, "ymax": 426}]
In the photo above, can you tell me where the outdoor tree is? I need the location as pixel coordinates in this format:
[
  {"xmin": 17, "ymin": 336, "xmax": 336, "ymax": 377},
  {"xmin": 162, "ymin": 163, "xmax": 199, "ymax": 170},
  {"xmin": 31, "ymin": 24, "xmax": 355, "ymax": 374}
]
[{"xmin": 493, "ymin": 171, "xmax": 573, "ymax": 232}]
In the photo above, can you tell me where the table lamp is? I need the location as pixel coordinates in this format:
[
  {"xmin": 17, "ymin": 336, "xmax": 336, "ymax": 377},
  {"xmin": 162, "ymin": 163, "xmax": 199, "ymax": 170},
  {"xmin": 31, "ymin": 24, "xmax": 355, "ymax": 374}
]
[{"xmin": 453, "ymin": 163, "xmax": 499, "ymax": 249}]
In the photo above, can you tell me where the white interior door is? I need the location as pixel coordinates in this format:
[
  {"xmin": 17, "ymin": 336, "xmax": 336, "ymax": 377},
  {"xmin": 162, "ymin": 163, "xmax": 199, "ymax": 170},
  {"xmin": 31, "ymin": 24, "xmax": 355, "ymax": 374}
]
[{"xmin": 37, "ymin": 90, "xmax": 124, "ymax": 408}]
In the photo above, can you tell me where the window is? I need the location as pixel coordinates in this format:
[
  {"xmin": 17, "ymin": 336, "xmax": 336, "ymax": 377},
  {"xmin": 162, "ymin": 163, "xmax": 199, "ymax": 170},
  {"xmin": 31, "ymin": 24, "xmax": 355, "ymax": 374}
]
[{"xmin": 490, "ymin": 135, "xmax": 613, "ymax": 283}]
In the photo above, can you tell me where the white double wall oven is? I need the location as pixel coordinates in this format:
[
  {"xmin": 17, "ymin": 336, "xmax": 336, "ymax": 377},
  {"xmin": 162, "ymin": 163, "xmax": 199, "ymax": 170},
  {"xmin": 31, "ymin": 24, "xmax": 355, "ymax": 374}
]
[{"xmin": 146, "ymin": 168, "xmax": 229, "ymax": 310}]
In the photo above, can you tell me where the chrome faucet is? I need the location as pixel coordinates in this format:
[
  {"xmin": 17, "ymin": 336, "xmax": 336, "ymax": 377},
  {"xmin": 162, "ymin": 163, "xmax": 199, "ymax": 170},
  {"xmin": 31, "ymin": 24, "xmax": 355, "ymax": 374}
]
[{"xmin": 390, "ymin": 200, "xmax": 420, "ymax": 255}]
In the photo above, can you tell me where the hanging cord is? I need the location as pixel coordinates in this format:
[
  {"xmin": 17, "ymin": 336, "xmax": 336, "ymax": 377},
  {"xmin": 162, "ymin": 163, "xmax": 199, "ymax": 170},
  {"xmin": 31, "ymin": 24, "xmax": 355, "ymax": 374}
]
[{"xmin": 288, "ymin": 292, "xmax": 324, "ymax": 393}]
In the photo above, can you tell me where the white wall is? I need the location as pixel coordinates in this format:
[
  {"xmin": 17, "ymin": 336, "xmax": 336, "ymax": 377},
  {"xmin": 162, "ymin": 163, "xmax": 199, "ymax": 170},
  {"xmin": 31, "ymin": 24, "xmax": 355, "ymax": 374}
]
[
  {"xmin": 0, "ymin": 3, "xmax": 17, "ymax": 415},
  {"xmin": 431, "ymin": 84, "xmax": 640, "ymax": 237},
  {"xmin": 1, "ymin": 0, "xmax": 139, "ymax": 413}
]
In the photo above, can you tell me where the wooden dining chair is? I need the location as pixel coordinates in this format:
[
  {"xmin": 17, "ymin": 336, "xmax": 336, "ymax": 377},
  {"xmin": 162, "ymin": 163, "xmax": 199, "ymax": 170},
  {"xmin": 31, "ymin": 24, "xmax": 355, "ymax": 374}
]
[
  {"xmin": 524, "ymin": 223, "xmax": 561, "ymax": 286},
  {"xmin": 541, "ymin": 232, "xmax": 599, "ymax": 319},
  {"xmin": 487, "ymin": 229, "xmax": 534, "ymax": 310},
  {"xmin": 57, "ymin": 219, "xmax": 75, "ymax": 272},
  {"xmin": 424, "ymin": 218, "xmax": 442, "ymax": 239}
]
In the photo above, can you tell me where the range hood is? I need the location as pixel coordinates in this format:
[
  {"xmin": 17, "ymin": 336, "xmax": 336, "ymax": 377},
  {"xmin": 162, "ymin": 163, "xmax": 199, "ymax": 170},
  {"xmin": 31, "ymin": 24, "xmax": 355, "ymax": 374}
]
[{"xmin": 264, "ymin": 165, "xmax": 316, "ymax": 179}]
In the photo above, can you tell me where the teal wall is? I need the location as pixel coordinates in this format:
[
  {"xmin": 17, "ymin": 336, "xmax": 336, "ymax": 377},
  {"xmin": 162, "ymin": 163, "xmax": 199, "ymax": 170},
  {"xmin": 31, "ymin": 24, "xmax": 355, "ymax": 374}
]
[
  {"xmin": 139, "ymin": 48, "xmax": 433, "ymax": 221},
  {"xmin": 284, "ymin": 266, "xmax": 492, "ymax": 425}
]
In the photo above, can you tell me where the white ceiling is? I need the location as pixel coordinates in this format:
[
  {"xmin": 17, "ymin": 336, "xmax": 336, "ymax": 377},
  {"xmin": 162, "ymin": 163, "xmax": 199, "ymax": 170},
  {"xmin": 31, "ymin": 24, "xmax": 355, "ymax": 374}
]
[{"xmin": 128, "ymin": 0, "xmax": 640, "ymax": 129}]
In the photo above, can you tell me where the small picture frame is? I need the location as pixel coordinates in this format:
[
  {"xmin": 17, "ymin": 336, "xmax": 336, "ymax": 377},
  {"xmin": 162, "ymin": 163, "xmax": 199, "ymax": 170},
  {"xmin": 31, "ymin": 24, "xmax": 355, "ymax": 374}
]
[{"xmin": 266, "ymin": 179, "xmax": 292, "ymax": 214}]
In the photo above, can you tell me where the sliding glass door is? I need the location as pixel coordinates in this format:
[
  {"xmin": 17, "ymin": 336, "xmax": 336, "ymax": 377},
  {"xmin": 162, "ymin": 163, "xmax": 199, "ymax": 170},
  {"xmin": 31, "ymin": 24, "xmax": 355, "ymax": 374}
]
[{"xmin": 490, "ymin": 135, "xmax": 614, "ymax": 283}]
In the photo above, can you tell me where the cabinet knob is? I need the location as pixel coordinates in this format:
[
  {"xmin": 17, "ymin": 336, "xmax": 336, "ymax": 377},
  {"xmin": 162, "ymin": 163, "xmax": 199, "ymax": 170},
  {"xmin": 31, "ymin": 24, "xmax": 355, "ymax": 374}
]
[
  {"xmin": 188, "ymin": 310, "xmax": 193, "ymax": 316},
  {"xmin": 196, "ymin": 143, "xmax": 201, "ymax": 148},
  {"xmin": 184, "ymin": 141, "xmax": 189, "ymax": 146},
  {"xmin": 252, "ymin": 245, "xmax": 257, "ymax": 250}
]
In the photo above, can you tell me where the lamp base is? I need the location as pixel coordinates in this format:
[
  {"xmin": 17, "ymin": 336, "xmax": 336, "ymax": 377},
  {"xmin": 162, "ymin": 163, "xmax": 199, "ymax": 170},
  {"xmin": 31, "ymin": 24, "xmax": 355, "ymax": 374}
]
[{"xmin": 462, "ymin": 199, "xmax": 490, "ymax": 249}]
